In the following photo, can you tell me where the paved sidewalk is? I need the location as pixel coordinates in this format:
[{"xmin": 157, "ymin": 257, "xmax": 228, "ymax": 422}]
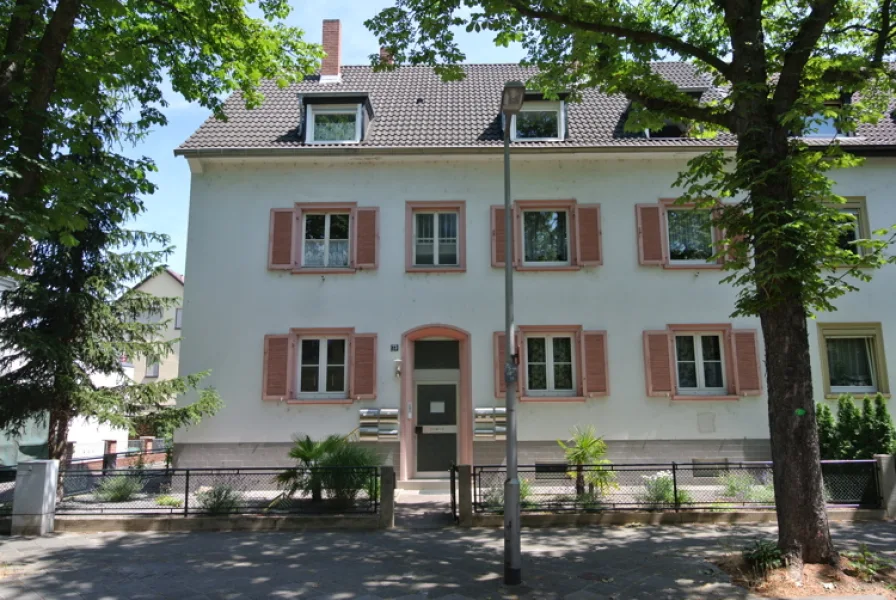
[{"xmin": 0, "ymin": 522, "xmax": 893, "ymax": 600}]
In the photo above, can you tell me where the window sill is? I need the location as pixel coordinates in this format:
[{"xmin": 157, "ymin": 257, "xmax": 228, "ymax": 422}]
[
  {"xmin": 292, "ymin": 267, "xmax": 356, "ymax": 275},
  {"xmin": 520, "ymin": 396, "xmax": 586, "ymax": 403},
  {"xmin": 663, "ymin": 263, "xmax": 723, "ymax": 271},
  {"xmin": 406, "ymin": 266, "xmax": 466, "ymax": 274},
  {"xmin": 287, "ymin": 399, "xmax": 353, "ymax": 405},
  {"xmin": 671, "ymin": 395, "xmax": 738, "ymax": 402},
  {"xmin": 515, "ymin": 265, "xmax": 582, "ymax": 272}
]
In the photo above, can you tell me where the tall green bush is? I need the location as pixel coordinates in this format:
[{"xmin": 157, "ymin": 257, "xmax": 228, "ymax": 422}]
[
  {"xmin": 835, "ymin": 396, "xmax": 862, "ymax": 458},
  {"xmin": 816, "ymin": 404, "xmax": 837, "ymax": 459},
  {"xmin": 873, "ymin": 396, "xmax": 896, "ymax": 454},
  {"xmin": 817, "ymin": 394, "xmax": 896, "ymax": 459}
]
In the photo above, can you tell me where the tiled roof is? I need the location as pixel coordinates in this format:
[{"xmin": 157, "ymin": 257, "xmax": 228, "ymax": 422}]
[{"xmin": 177, "ymin": 63, "xmax": 896, "ymax": 154}]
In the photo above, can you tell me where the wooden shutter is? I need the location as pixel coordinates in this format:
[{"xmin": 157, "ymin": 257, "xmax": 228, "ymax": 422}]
[
  {"xmin": 643, "ymin": 330, "xmax": 673, "ymax": 397},
  {"xmin": 576, "ymin": 204, "xmax": 602, "ymax": 266},
  {"xmin": 263, "ymin": 334, "xmax": 293, "ymax": 400},
  {"xmin": 636, "ymin": 204, "xmax": 665, "ymax": 265},
  {"xmin": 494, "ymin": 331, "xmax": 506, "ymax": 396},
  {"xmin": 269, "ymin": 209, "xmax": 294, "ymax": 269},
  {"xmin": 491, "ymin": 205, "xmax": 506, "ymax": 267},
  {"xmin": 583, "ymin": 331, "xmax": 609, "ymax": 396},
  {"xmin": 354, "ymin": 207, "xmax": 379, "ymax": 269},
  {"xmin": 733, "ymin": 329, "xmax": 762, "ymax": 396},
  {"xmin": 350, "ymin": 333, "xmax": 377, "ymax": 399}
]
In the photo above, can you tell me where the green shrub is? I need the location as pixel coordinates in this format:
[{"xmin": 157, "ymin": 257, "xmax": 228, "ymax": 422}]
[
  {"xmin": 818, "ymin": 394, "xmax": 896, "ymax": 459},
  {"xmin": 843, "ymin": 544, "xmax": 893, "ymax": 582},
  {"xmin": 749, "ymin": 483, "xmax": 776, "ymax": 504},
  {"xmin": 742, "ymin": 539, "xmax": 784, "ymax": 577},
  {"xmin": 94, "ymin": 475, "xmax": 143, "ymax": 502},
  {"xmin": 318, "ymin": 443, "xmax": 381, "ymax": 506},
  {"xmin": 482, "ymin": 477, "xmax": 534, "ymax": 512},
  {"xmin": 720, "ymin": 472, "xmax": 755, "ymax": 500},
  {"xmin": 640, "ymin": 471, "xmax": 692, "ymax": 506},
  {"xmin": 155, "ymin": 495, "xmax": 183, "ymax": 508},
  {"xmin": 196, "ymin": 484, "xmax": 242, "ymax": 515}
]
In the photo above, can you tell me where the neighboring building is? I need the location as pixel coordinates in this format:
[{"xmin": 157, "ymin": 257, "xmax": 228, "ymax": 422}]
[
  {"xmin": 173, "ymin": 20, "xmax": 896, "ymax": 482},
  {"xmin": 132, "ymin": 268, "xmax": 185, "ymax": 384}
]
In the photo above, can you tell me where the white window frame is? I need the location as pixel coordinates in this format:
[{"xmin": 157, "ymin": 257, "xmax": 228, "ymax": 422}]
[
  {"xmin": 521, "ymin": 209, "xmax": 571, "ymax": 267},
  {"xmin": 524, "ymin": 334, "xmax": 576, "ymax": 397},
  {"xmin": 301, "ymin": 212, "xmax": 351, "ymax": 268},
  {"xmin": 825, "ymin": 335, "xmax": 878, "ymax": 394},
  {"xmin": 297, "ymin": 336, "xmax": 349, "ymax": 399},
  {"xmin": 665, "ymin": 207, "xmax": 715, "ymax": 265},
  {"xmin": 510, "ymin": 101, "xmax": 565, "ymax": 142},
  {"xmin": 145, "ymin": 359, "xmax": 160, "ymax": 379},
  {"xmin": 413, "ymin": 211, "xmax": 460, "ymax": 267},
  {"xmin": 174, "ymin": 307, "xmax": 183, "ymax": 330},
  {"xmin": 305, "ymin": 104, "xmax": 363, "ymax": 144},
  {"xmin": 674, "ymin": 333, "xmax": 727, "ymax": 395}
]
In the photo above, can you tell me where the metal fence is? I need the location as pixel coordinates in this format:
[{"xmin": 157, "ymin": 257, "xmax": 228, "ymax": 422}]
[
  {"xmin": 57, "ymin": 466, "xmax": 380, "ymax": 516},
  {"xmin": 0, "ymin": 467, "xmax": 15, "ymax": 515},
  {"xmin": 473, "ymin": 460, "xmax": 880, "ymax": 513}
]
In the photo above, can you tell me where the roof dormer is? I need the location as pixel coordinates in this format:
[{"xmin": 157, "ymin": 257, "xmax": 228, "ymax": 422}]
[{"xmin": 301, "ymin": 92, "xmax": 374, "ymax": 144}]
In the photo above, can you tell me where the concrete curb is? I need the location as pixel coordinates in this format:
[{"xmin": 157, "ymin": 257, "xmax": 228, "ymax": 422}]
[{"xmin": 54, "ymin": 514, "xmax": 382, "ymax": 533}]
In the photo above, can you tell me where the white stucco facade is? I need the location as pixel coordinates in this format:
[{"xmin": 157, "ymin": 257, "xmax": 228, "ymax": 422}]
[{"xmin": 176, "ymin": 153, "xmax": 896, "ymax": 474}]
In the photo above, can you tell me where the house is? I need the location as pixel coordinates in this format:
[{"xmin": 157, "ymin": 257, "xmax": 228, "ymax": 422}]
[
  {"xmin": 131, "ymin": 268, "xmax": 185, "ymax": 385},
  {"xmin": 172, "ymin": 20, "xmax": 896, "ymax": 483}
]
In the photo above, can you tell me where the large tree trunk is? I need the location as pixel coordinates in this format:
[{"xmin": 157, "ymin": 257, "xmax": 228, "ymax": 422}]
[{"xmin": 46, "ymin": 406, "xmax": 71, "ymax": 462}]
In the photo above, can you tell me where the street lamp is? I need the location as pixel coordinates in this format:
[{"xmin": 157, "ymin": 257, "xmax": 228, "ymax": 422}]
[{"xmin": 501, "ymin": 79, "xmax": 524, "ymax": 587}]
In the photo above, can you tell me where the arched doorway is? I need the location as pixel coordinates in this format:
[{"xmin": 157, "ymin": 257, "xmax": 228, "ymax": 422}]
[{"xmin": 399, "ymin": 325, "xmax": 472, "ymax": 481}]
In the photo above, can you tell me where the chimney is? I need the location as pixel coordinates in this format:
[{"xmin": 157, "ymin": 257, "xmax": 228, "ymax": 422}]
[
  {"xmin": 321, "ymin": 19, "xmax": 342, "ymax": 83},
  {"xmin": 379, "ymin": 47, "xmax": 394, "ymax": 66}
]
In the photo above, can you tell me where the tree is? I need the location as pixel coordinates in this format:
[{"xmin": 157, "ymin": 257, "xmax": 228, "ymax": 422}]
[
  {"xmin": 857, "ymin": 396, "xmax": 877, "ymax": 459},
  {"xmin": 0, "ymin": 147, "xmax": 220, "ymax": 460},
  {"xmin": 873, "ymin": 395, "xmax": 896, "ymax": 454},
  {"xmin": 835, "ymin": 395, "xmax": 862, "ymax": 459},
  {"xmin": 557, "ymin": 426, "xmax": 613, "ymax": 497},
  {"xmin": 0, "ymin": 0, "xmax": 323, "ymax": 271},
  {"xmin": 367, "ymin": 0, "xmax": 896, "ymax": 566},
  {"xmin": 816, "ymin": 404, "xmax": 837, "ymax": 459}
]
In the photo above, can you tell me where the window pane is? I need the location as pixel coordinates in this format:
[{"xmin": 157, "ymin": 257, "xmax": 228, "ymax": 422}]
[
  {"xmin": 703, "ymin": 362, "xmax": 724, "ymax": 388},
  {"xmin": 305, "ymin": 215, "xmax": 326, "ymax": 240},
  {"xmin": 438, "ymin": 213, "xmax": 457, "ymax": 239},
  {"xmin": 701, "ymin": 336, "xmax": 722, "ymax": 361},
  {"xmin": 328, "ymin": 240, "xmax": 349, "ymax": 267},
  {"xmin": 325, "ymin": 366, "xmax": 345, "ymax": 392},
  {"xmin": 527, "ymin": 337, "xmax": 546, "ymax": 363},
  {"xmin": 314, "ymin": 112, "xmax": 357, "ymax": 141},
  {"xmin": 523, "ymin": 211, "xmax": 568, "ymax": 263},
  {"xmin": 438, "ymin": 242, "xmax": 457, "ymax": 265},
  {"xmin": 329, "ymin": 214, "xmax": 350, "ymax": 240},
  {"xmin": 301, "ymin": 340, "xmax": 320, "ymax": 365},
  {"xmin": 837, "ymin": 209, "xmax": 860, "ymax": 252},
  {"xmin": 554, "ymin": 364, "xmax": 573, "ymax": 390},
  {"xmin": 303, "ymin": 240, "xmax": 325, "ymax": 267},
  {"xmin": 415, "ymin": 243, "xmax": 434, "ymax": 265},
  {"xmin": 667, "ymin": 210, "xmax": 713, "ymax": 261},
  {"xmin": 416, "ymin": 213, "xmax": 434, "ymax": 240},
  {"xmin": 327, "ymin": 339, "xmax": 345, "ymax": 366},
  {"xmin": 300, "ymin": 366, "xmax": 319, "ymax": 392},
  {"xmin": 676, "ymin": 336, "xmax": 695, "ymax": 362},
  {"xmin": 528, "ymin": 364, "xmax": 547, "ymax": 390},
  {"xmin": 677, "ymin": 362, "xmax": 698, "ymax": 388},
  {"xmin": 827, "ymin": 338, "xmax": 874, "ymax": 388},
  {"xmin": 516, "ymin": 110, "xmax": 559, "ymax": 139},
  {"xmin": 552, "ymin": 337, "xmax": 572, "ymax": 363}
]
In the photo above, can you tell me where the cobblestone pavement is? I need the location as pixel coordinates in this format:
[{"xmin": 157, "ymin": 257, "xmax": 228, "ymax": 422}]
[{"xmin": 0, "ymin": 521, "xmax": 892, "ymax": 600}]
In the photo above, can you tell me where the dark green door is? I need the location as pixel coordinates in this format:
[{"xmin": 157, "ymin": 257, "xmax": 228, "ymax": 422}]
[{"xmin": 415, "ymin": 383, "xmax": 457, "ymax": 473}]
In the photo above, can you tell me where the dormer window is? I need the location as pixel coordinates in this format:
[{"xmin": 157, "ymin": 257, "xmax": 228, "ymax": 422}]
[
  {"xmin": 511, "ymin": 101, "xmax": 565, "ymax": 142},
  {"xmin": 805, "ymin": 102, "xmax": 841, "ymax": 137},
  {"xmin": 645, "ymin": 121, "xmax": 687, "ymax": 139},
  {"xmin": 305, "ymin": 104, "xmax": 363, "ymax": 144}
]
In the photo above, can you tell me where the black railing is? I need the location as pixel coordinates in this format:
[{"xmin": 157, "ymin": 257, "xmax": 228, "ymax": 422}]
[
  {"xmin": 473, "ymin": 460, "xmax": 881, "ymax": 513},
  {"xmin": 57, "ymin": 466, "xmax": 380, "ymax": 516},
  {"xmin": 450, "ymin": 464, "xmax": 458, "ymax": 523},
  {"xmin": 0, "ymin": 467, "xmax": 15, "ymax": 515}
]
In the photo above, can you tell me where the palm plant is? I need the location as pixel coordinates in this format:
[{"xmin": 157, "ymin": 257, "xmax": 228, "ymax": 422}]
[
  {"xmin": 275, "ymin": 434, "xmax": 345, "ymax": 502},
  {"xmin": 557, "ymin": 426, "xmax": 616, "ymax": 497}
]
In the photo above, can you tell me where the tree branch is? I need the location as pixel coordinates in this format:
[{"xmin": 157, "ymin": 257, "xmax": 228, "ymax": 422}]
[
  {"xmin": 505, "ymin": 0, "xmax": 733, "ymax": 79},
  {"xmin": 0, "ymin": 0, "xmax": 42, "ymax": 134},
  {"xmin": 873, "ymin": 0, "xmax": 893, "ymax": 64},
  {"xmin": 625, "ymin": 88, "xmax": 734, "ymax": 129}
]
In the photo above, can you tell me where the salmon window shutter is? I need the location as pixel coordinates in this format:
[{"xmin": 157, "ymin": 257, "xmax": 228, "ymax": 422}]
[
  {"xmin": 491, "ymin": 205, "xmax": 506, "ymax": 267},
  {"xmin": 583, "ymin": 331, "xmax": 609, "ymax": 396},
  {"xmin": 354, "ymin": 207, "xmax": 379, "ymax": 269},
  {"xmin": 636, "ymin": 204, "xmax": 664, "ymax": 265},
  {"xmin": 643, "ymin": 330, "xmax": 673, "ymax": 397},
  {"xmin": 263, "ymin": 334, "xmax": 293, "ymax": 400},
  {"xmin": 733, "ymin": 330, "xmax": 762, "ymax": 396},
  {"xmin": 269, "ymin": 209, "xmax": 295, "ymax": 270},
  {"xmin": 350, "ymin": 333, "xmax": 377, "ymax": 400},
  {"xmin": 576, "ymin": 204, "xmax": 602, "ymax": 266},
  {"xmin": 494, "ymin": 331, "xmax": 506, "ymax": 397}
]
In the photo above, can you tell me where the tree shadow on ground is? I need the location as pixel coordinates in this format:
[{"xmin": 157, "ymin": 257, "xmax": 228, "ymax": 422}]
[{"xmin": 0, "ymin": 521, "xmax": 893, "ymax": 599}]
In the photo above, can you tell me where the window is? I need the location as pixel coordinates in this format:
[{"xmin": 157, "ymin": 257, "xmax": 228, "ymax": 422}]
[
  {"xmin": 833, "ymin": 199, "xmax": 869, "ymax": 255},
  {"xmin": 818, "ymin": 323, "xmax": 889, "ymax": 396},
  {"xmin": 302, "ymin": 213, "xmax": 350, "ymax": 268},
  {"xmin": 674, "ymin": 333, "xmax": 726, "ymax": 395},
  {"xmin": 298, "ymin": 338, "xmax": 347, "ymax": 398},
  {"xmin": 174, "ymin": 307, "xmax": 183, "ymax": 330},
  {"xmin": 414, "ymin": 212, "xmax": 458, "ymax": 267},
  {"xmin": 666, "ymin": 208, "xmax": 714, "ymax": 263},
  {"xmin": 805, "ymin": 102, "xmax": 840, "ymax": 137},
  {"xmin": 145, "ymin": 358, "xmax": 160, "ymax": 379},
  {"xmin": 645, "ymin": 121, "xmax": 687, "ymax": 139},
  {"xmin": 525, "ymin": 335, "xmax": 575, "ymax": 396},
  {"xmin": 511, "ymin": 101, "xmax": 564, "ymax": 141},
  {"xmin": 305, "ymin": 105, "xmax": 362, "ymax": 143},
  {"xmin": 522, "ymin": 210, "xmax": 570, "ymax": 265}
]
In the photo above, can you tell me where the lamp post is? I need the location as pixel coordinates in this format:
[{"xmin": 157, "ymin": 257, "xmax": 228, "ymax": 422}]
[{"xmin": 500, "ymin": 79, "xmax": 525, "ymax": 587}]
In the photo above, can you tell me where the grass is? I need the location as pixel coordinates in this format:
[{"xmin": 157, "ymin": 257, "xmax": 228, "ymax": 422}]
[{"xmin": 155, "ymin": 495, "xmax": 183, "ymax": 508}]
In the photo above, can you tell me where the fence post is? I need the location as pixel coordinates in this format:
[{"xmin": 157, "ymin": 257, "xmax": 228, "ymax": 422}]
[
  {"xmin": 672, "ymin": 462, "xmax": 680, "ymax": 512},
  {"xmin": 874, "ymin": 454, "xmax": 895, "ymax": 518},
  {"xmin": 378, "ymin": 466, "xmax": 395, "ymax": 529},
  {"xmin": 458, "ymin": 465, "xmax": 473, "ymax": 527},
  {"xmin": 11, "ymin": 460, "xmax": 59, "ymax": 536},
  {"xmin": 183, "ymin": 470, "xmax": 190, "ymax": 517}
]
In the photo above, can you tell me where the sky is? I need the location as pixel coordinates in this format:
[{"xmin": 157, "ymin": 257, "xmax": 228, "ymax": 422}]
[{"xmin": 130, "ymin": 0, "xmax": 525, "ymax": 275}]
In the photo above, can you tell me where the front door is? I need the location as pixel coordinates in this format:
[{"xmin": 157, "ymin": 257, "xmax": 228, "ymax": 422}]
[{"xmin": 415, "ymin": 383, "xmax": 457, "ymax": 474}]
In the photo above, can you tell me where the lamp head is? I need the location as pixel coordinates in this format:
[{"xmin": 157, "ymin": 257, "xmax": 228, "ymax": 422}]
[{"xmin": 501, "ymin": 80, "xmax": 526, "ymax": 115}]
